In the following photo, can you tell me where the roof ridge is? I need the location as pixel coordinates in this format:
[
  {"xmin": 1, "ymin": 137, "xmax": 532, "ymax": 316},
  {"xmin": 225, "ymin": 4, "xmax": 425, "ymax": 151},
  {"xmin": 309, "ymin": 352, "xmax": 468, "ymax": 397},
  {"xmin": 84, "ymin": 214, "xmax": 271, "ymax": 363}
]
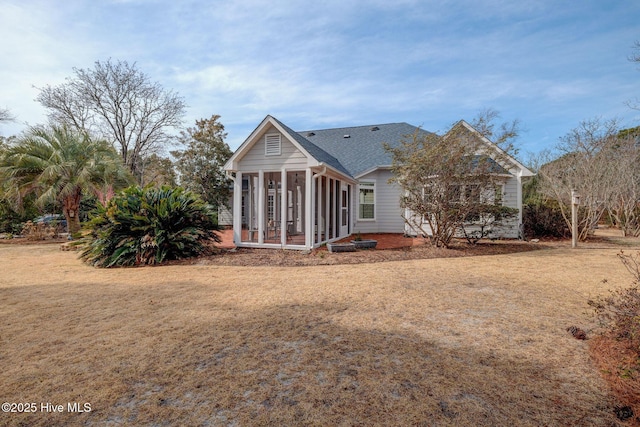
[{"xmin": 298, "ymin": 122, "xmax": 410, "ymax": 133}]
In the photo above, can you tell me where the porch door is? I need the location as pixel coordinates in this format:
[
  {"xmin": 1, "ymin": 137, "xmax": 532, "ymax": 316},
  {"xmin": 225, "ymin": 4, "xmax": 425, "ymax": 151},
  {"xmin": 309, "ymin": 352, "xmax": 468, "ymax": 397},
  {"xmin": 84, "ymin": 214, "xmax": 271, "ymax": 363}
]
[{"xmin": 340, "ymin": 185, "xmax": 349, "ymax": 237}]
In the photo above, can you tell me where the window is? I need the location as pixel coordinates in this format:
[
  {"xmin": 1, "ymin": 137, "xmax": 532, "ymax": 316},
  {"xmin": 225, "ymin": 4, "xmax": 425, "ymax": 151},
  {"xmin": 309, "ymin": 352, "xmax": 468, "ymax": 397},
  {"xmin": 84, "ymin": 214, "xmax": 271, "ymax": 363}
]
[
  {"xmin": 465, "ymin": 184, "xmax": 480, "ymax": 204},
  {"xmin": 265, "ymin": 134, "xmax": 281, "ymax": 156},
  {"xmin": 358, "ymin": 182, "xmax": 375, "ymax": 220},
  {"xmin": 494, "ymin": 184, "xmax": 504, "ymax": 206}
]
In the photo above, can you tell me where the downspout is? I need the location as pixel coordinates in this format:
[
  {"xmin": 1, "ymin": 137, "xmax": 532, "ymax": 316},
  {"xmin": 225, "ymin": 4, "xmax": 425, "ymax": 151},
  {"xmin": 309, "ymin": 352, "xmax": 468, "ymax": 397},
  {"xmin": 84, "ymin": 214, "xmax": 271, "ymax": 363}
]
[{"xmin": 313, "ymin": 165, "xmax": 328, "ymax": 181}]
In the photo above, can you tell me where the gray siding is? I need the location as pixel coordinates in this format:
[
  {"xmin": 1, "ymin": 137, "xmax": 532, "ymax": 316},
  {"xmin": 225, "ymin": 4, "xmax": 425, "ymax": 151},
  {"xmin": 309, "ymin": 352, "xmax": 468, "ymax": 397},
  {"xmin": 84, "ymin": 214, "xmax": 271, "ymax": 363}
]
[
  {"xmin": 403, "ymin": 175, "xmax": 522, "ymax": 239},
  {"xmin": 237, "ymin": 125, "xmax": 309, "ymax": 172},
  {"xmin": 217, "ymin": 198, "xmax": 233, "ymax": 226},
  {"xmin": 353, "ymin": 169, "xmax": 405, "ymax": 233}
]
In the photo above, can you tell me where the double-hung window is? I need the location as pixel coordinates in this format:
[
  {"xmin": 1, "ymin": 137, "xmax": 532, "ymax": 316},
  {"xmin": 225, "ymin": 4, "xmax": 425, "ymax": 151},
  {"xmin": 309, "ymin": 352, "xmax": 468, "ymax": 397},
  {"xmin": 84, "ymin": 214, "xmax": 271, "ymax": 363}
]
[{"xmin": 358, "ymin": 182, "xmax": 375, "ymax": 220}]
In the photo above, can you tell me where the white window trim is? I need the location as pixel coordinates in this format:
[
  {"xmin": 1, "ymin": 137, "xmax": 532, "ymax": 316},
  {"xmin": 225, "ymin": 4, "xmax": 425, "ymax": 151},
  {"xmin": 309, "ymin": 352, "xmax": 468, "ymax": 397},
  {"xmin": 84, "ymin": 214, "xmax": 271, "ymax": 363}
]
[
  {"xmin": 265, "ymin": 133, "xmax": 281, "ymax": 156},
  {"xmin": 358, "ymin": 180, "xmax": 376, "ymax": 221},
  {"xmin": 494, "ymin": 183, "xmax": 505, "ymax": 206}
]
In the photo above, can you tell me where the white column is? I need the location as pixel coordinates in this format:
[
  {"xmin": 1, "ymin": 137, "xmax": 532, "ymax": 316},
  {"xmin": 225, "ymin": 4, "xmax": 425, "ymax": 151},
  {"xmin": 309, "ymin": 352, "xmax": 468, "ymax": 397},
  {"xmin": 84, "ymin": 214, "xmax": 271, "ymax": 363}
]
[
  {"xmin": 326, "ymin": 178, "xmax": 331, "ymax": 239},
  {"xmin": 233, "ymin": 172, "xmax": 242, "ymax": 244},
  {"xmin": 258, "ymin": 170, "xmax": 264, "ymax": 244},
  {"xmin": 348, "ymin": 183, "xmax": 352, "ymax": 234},
  {"xmin": 333, "ymin": 180, "xmax": 338, "ymax": 238},
  {"xmin": 306, "ymin": 169, "xmax": 313, "ymax": 249},
  {"xmin": 317, "ymin": 175, "xmax": 323, "ymax": 244},
  {"xmin": 281, "ymin": 169, "xmax": 287, "ymax": 246}
]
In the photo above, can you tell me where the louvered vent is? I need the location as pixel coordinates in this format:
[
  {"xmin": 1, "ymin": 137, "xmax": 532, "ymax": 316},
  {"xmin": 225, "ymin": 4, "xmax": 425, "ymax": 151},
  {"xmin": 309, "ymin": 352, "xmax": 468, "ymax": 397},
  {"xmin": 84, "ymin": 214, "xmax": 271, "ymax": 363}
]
[{"xmin": 265, "ymin": 134, "xmax": 281, "ymax": 156}]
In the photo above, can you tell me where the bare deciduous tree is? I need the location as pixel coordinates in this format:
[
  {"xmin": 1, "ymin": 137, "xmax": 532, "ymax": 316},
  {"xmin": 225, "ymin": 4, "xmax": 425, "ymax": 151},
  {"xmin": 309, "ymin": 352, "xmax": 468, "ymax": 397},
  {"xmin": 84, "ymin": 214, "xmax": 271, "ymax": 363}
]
[
  {"xmin": 606, "ymin": 129, "xmax": 640, "ymax": 236},
  {"xmin": 538, "ymin": 118, "xmax": 626, "ymax": 240},
  {"xmin": 626, "ymin": 41, "xmax": 640, "ymax": 111},
  {"xmin": 470, "ymin": 107, "xmax": 522, "ymax": 156},
  {"xmin": 386, "ymin": 121, "xmax": 517, "ymax": 248},
  {"xmin": 36, "ymin": 59, "xmax": 186, "ymax": 181},
  {"xmin": 0, "ymin": 107, "xmax": 14, "ymax": 123},
  {"xmin": 631, "ymin": 40, "xmax": 640, "ymax": 63}
]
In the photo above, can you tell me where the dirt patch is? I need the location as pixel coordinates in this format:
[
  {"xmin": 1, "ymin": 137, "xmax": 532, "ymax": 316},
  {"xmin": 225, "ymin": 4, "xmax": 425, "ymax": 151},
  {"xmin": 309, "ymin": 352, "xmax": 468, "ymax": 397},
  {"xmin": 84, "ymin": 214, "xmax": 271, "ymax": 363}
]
[
  {"xmin": 0, "ymin": 237, "xmax": 67, "ymax": 245},
  {"xmin": 197, "ymin": 239, "xmax": 545, "ymax": 267}
]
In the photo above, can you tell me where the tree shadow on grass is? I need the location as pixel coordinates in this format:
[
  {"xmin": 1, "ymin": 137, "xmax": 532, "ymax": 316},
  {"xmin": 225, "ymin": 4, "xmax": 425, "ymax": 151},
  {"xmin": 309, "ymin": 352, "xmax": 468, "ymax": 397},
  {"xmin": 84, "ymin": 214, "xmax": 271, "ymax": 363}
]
[{"xmin": 1, "ymin": 285, "xmax": 618, "ymax": 427}]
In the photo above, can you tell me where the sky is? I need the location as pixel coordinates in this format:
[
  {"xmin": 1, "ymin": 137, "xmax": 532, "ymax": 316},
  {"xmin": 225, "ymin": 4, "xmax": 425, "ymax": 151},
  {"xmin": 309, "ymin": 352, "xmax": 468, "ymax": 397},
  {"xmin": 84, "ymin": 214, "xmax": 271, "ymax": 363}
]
[{"xmin": 0, "ymin": 0, "xmax": 638, "ymax": 158}]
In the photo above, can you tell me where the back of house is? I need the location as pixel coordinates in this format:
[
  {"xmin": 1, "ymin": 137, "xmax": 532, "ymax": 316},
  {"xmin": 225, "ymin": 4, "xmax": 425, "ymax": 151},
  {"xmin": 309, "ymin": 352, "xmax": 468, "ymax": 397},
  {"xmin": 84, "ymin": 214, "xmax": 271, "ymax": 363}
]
[{"xmin": 223, "ymin": 115, "xmax": 533, "ymax": 250}]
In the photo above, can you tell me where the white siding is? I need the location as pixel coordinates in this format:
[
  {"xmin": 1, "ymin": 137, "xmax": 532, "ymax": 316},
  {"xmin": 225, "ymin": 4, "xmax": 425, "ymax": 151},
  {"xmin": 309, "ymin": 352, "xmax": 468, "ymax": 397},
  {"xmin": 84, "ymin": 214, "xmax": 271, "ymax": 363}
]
[
  {"xmin": 353, "ymin": 169, "xmax": 405, "ymax": 233},
  {"xmin": 237, "ymin": 125, "xmax": 309, "ymax": 172},
  {"xmin": 502, "ymin": 176, "xmax": 518, "ymax": 210}
]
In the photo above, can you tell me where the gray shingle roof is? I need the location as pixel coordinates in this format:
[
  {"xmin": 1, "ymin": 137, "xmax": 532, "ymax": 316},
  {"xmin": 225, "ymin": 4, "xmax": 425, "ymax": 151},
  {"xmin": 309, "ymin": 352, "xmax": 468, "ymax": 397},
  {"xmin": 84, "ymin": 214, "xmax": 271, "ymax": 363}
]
[
  {"xmin": 270, "ymin": 117, "xmax": 352, "ymax": 177},
  {"xmin": 296, "ymin": 123, "xmax": 433, "ymax": 177}
]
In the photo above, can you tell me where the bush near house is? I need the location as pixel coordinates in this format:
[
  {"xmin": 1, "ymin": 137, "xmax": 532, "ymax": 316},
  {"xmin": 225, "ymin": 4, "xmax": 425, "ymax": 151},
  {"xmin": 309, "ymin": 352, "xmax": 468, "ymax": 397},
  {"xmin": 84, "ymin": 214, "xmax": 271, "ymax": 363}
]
[
  {"xmin": 589, "ymin": 251, "xmax": 640, "ymax": 420},
  {"xmin": 522, "ymin": 202, "xmax": 570, "ymax": 239},
  {"xmin": 80, "ymin": 186, "xmax": 221, "ymax": 267}
]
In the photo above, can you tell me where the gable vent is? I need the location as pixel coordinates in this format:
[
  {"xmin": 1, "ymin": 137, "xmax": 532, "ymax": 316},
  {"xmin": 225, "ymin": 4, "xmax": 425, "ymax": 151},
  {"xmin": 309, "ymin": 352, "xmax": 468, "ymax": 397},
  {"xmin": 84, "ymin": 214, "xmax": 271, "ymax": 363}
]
[
  {"xmin": 265, "ymin": 134, "xmax": 281, "ymax": 156},
  {"xmin": 370, "ymin": 126, "xmax": 379, "ymax": 131},
  {"xmin": 343, "ymin": 134, "xmax": 350, "ymax": 138}
]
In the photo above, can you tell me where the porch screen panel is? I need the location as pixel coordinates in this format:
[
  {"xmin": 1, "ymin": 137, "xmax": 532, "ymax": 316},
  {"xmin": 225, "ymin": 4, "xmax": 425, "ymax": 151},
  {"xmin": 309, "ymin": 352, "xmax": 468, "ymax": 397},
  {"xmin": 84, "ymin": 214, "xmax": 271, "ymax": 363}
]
[
  {"xmin": 264, "ymin": 172, "xmax": 282, "ymax": 243},
  {"xmin": 286, "ymin": 171, "xmax": 306, "ymax": 245},
  {"xmin": 241, "ymin": 173, "xmax": 259, "ymax": 242}
]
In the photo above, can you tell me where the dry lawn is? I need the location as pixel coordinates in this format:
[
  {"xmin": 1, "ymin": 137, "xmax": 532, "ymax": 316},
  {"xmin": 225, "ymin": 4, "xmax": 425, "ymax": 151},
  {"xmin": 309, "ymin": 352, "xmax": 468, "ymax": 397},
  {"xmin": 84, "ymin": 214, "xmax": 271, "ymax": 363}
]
[{"xmin": 1, "ymin": 235, "xmax": 639, "ymax": 426}]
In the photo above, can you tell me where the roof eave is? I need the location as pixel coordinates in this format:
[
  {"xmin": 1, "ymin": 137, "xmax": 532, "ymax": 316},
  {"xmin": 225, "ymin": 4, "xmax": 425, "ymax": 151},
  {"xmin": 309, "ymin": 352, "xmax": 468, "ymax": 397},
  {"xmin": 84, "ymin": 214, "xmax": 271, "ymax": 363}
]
[
  {"xmin": 452, "ymin": 120, "xmax": 535, "ymax": 178},
  {"xmin": 224, "ymin": 115, "xmax": 318, "ymax": 171},
  {"xmin": 315, "ymin": 163, "xmax": 357, "ymax": 183}
]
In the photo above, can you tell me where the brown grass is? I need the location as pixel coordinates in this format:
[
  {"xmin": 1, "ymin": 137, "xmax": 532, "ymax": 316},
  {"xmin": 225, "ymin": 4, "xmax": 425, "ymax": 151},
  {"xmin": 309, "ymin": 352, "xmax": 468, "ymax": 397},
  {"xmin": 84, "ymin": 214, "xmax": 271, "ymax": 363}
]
[
  {"xmin": 590, "ymin": 334, "xmax": 640, "ymax": 426},
  {"xmin": 1, "ymin": 233, "xmax": 639, "ymax": 426}
]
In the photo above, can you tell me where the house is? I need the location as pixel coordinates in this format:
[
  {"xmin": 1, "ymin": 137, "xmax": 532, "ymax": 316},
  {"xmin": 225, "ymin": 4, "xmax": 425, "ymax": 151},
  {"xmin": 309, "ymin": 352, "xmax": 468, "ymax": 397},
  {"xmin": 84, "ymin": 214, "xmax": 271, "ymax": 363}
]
[{"xmin": 223, "ymin": 115, "xmax": 534, "ymax": 250}]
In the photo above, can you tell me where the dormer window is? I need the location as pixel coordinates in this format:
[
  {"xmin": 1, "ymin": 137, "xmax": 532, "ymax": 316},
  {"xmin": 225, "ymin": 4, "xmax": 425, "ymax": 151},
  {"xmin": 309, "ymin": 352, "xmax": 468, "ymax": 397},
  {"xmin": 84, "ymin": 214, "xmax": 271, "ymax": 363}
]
[{"xmin": 265, "ymin": 134, "xmax": 281, "ymax": 156}]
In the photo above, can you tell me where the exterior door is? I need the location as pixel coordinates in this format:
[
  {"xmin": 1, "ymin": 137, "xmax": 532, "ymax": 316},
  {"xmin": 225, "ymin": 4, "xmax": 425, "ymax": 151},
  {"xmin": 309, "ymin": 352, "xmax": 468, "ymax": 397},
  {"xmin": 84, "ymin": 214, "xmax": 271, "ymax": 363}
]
[{"xmin": 340, "ymin": 185, "xmax": 349, "ymax": 237}]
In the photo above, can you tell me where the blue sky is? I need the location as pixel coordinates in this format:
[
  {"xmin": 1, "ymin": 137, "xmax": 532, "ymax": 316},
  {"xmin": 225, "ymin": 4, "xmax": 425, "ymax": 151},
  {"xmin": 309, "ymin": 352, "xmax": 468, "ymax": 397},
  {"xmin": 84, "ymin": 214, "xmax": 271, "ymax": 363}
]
[{"xmin": 0, "ymin": 0, "xmax": 638, "ymax": 158}]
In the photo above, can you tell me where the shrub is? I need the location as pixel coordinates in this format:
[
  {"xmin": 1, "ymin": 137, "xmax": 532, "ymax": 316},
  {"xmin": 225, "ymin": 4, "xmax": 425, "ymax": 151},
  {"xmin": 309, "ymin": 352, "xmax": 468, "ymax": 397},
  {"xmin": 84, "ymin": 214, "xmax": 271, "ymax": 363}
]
[
  {"xmin": 80, "ymin": 186, "xmax": 221, "ymax": 267},
  {"xmin": 522, "ymin": 202, "xmax": 569, "ymax": 239},
  {"xmin": 21, "ymin": 221, "xmax": 57, "ymax": 240},
  {"xmin": 589, "ymin": 251, "xmax": 640, "ymax": 356},
  {"xmin": 0, "ymin": 194, "xmax": 41, "ymax": 234},
  {"xmin": 460, "ymin": 204, "xmax": 518, "ymax": 244}
]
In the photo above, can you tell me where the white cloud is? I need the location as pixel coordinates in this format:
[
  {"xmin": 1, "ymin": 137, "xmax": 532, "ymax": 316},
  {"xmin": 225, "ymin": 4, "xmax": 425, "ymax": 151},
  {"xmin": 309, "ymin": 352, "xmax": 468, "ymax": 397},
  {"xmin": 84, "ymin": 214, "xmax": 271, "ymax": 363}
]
[{"xmin": 0, "ymin": 0, "xmax": 638, "ymax": 152}]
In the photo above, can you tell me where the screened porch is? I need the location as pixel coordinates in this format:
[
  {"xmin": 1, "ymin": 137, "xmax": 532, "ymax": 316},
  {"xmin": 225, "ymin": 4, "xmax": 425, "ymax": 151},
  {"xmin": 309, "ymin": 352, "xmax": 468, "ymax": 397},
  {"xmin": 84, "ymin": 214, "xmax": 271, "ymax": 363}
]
[{"xmin": 232, "ymin": 169, "xmax": 353, "ymax": 250}]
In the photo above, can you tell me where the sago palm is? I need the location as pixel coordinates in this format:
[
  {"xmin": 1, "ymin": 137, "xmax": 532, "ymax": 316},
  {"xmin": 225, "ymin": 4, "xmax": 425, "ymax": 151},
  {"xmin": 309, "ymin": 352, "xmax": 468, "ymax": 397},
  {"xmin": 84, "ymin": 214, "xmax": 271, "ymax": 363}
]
[
  {"xmin": 80, "ymin": 186, "xmax": 221, "ymax": 267},
  {"xmin": 0, "ymin": 125, "xmax": 131, "ymax": 235}
]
